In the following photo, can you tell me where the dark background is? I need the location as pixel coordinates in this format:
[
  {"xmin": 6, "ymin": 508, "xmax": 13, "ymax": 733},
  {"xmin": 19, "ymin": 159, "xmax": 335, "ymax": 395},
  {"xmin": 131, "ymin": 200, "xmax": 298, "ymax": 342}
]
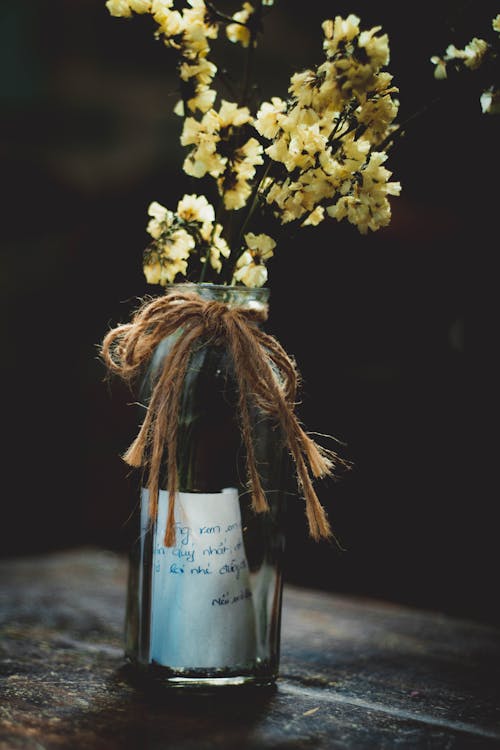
[{"xmin": 1, "ymin": 1, "xmax": 497, "ymax": 625}]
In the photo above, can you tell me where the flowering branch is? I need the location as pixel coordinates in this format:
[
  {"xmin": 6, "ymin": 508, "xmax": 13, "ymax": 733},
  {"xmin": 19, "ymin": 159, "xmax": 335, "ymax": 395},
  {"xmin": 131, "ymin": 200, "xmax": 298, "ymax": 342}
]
[
  {"xmin": 430, "ymin": 13, "xmax": 500, "ymax": 114},
  {"xmin": 105, "ymin": 2, "xmax": 402, "ymax": 288}
]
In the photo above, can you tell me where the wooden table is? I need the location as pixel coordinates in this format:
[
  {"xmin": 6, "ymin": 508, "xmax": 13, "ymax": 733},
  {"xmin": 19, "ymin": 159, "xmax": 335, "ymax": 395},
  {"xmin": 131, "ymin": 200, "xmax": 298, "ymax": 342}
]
[{"xmin": 1, "ymin": 548, "xmax": 499, "ymax": 748}]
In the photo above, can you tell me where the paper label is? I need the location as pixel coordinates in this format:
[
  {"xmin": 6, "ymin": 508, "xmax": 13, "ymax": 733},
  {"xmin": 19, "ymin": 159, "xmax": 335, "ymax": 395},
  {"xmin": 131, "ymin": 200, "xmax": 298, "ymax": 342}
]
[{"xmin": 141, "ymin": 487, "xmax": 257, "ymax": 669}]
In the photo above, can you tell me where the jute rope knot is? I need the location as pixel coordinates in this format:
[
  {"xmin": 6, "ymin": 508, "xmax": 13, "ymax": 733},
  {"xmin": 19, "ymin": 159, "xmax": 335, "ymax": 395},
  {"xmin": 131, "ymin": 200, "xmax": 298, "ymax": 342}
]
[{"xmin": 101, "ymin": 289, "xmax": 340, "ymax": 547}]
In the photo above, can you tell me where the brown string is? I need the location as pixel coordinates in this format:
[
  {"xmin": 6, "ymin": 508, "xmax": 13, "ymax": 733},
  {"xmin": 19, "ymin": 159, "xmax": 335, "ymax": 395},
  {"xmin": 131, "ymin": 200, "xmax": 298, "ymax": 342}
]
[{"xmin": 101, "ymin": 289, "xmax": 341, "ymax": 546}]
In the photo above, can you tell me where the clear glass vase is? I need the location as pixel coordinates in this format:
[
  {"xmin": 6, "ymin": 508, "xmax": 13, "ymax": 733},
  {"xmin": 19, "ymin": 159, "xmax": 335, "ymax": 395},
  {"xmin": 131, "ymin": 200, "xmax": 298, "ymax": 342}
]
[{"xmin": 124, "ymin": 283, "xmax": 290, "ymax": 688}]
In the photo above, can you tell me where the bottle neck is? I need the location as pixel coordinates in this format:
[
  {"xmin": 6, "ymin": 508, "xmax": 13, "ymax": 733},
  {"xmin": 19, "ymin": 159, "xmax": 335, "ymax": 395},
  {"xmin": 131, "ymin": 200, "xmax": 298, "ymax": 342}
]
[{"xmin": 166, "ymin": 282, "xmax": 270, "ymax": 312}]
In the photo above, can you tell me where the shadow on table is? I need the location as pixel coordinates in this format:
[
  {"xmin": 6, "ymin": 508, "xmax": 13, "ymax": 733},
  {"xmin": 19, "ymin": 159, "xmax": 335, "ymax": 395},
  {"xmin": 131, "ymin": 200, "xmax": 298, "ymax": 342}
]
[{"xmin": 57, "ymin": 665, "xmax": 302, "ymax": 750}]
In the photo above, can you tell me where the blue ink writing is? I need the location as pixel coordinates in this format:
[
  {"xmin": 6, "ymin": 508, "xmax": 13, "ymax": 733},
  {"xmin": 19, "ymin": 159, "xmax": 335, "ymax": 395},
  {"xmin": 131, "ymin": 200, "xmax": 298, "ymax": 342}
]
[
  {"xmin": 219, "ymin": 558, "xmax": 247, "ymax": 580},
  {"xmin": 169, "ymin": 563, "xmax": 184, "ymax": 574},
  {"xmin": 190, "ymin": 564, "xmax": 212, "ymax": 575},
  {"xmin": 203, "ymin": 542, "xmax": 229, "ymax": 556}
]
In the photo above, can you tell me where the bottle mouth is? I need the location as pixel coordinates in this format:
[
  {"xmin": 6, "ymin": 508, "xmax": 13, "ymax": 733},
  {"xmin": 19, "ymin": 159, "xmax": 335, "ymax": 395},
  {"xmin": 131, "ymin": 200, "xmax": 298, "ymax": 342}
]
[{"xmin": 165, "ymin": 282, "xmax": 270, "ymax": 308}]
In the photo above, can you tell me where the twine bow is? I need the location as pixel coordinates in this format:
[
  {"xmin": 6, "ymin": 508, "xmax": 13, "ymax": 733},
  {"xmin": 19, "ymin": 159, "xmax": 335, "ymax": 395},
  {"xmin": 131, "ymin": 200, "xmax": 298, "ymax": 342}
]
[{"xmin": 101, "ymin": 289, "xmax": 339, "ymax": 546}]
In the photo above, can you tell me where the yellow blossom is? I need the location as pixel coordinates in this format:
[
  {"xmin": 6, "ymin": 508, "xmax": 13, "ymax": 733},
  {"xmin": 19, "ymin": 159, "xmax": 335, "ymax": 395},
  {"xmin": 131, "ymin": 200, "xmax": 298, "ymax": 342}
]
[
  {"xmin": 144, "ymin": 256, "xmax": 188, "ymax": 285},
  {"xmin": 445, "ymin": 39, "xmax": 489, "ymax": 70},
  {"xmin": 254, "ymin": 98, "xmax": 287, "ymax": 139},
  {"xmin": 232, "ymin": 233, "xmax": 276, "ymax": 287},
  {"xmin": 143, "ymin": 226, "xmax": 195, "ymax": 284},
  {"xmin": 153, "ymin": 5, "xmax": 184, "ymax": 41},
  {"xmin": 151, "ymin": 0, "xmax": 174, "ymax": 11},
  {"xmin": 177, "ymin": 193, "xmax": 215, "ymax": 223},
  {"xmin": 244, "ymin": 232, "xmax": 276, "ymax": 256},
  {"xmin": 233, "ymin": 137, "xmax": 263, "ymax": 176},
  {"xmin": 181, "ymin": 101, "xmax": 257, "ymax": 202},
  {"xmin": 204, "ymin": 223, "xmax": 230, "ymax": 272},
  {"xmin": 266, "ymin": 123, "xmax": 326, "ymax": 172},
  {"xmin": 322, "ymin": 14, "xmax": 360, "ymax": 58},
  {"xmin": 182, "ymin": 20, "xmax": 211, "ymax": 59},
  {"xmin": 226, "ymin": 3, "xmax": 254, "ymax": 48},
  {"xmin": 108, "ymin": 6, "xmax": 402, "ymax": 283},
  {"xmin": 105, "ymin": 0, "xmax": 133, "ymax": 17},
  {"xmin": 217, "ymin": 137, "xmax": 263, "ymax": 209},
  {"xmin": 302, "ymin": 206, "xmax": 325, "ymax": 226},
  {"xmin": 183, "ymin": 0, "xmax": 219, "ymax": 40},
  {"xmin": 129, "ymin": 0, "xmax": 151, "ymax": 11},
  {"xmin": 217, "ymin": 100, "xmax": 252, "ymax": 128},
  {"xmin": 356, "ymin": 93, "xmax": 400, "ymax": 144},
  {"xmin": 164, "ymin": 228, "xmax": 196, "ymax": 259},
  {"xmin": 181, "ymin": 115, "xmax": 227, "ymax": 177},
  {"xmin": 146, "ymin": 200, "xmax": 174, "ymax": 238},
  {"xmin": 106, "ymin": 0, "xmax": 153, "ymax": 14},
  {"xmin": 431, "ymin": 54, "xmax": 447, "ymax": 79},
  {"xmin": 219, "ymin": 175, "xmax": 253, "ymax": 210},
  {"xmin": 461, "ymin": 38, "xmax": 489, "ymax": 70},
  {"xmin": 480, "ymin": 89, "xmax": 500, "ymax": 114},
  {"xmin": 358, "ymin": 27, "xmax": 389, "ymax": 70},
  {"xmin": 180, "ymin": 58, "xmax": 217, "ymax": 85},
  {"xmin": 326, "ymin": 151, "xmax": 401, "ymax": 234},
  {"xmin": 143, "ymin": 259, "xmax": 163, "ymax": 284}
]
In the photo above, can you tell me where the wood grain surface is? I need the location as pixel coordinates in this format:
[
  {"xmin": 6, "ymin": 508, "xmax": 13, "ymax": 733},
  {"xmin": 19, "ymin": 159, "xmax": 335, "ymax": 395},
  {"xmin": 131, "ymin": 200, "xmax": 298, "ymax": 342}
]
[{"xmin": 1, "ymin": 548, "xmax": 499, "ymax": 749}]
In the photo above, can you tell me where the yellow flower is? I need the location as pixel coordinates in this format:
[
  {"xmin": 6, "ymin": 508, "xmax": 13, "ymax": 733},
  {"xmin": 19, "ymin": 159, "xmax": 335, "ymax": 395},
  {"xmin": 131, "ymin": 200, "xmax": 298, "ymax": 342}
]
[
  {"xmin": 106, "ymin": 0, "xmax": 152, "ymax": 14},
  {"xmin": 177, "ymin": 193, "xmax": 215, "ymax": 223},
  {"xmin": 180, "ymin": 58, "xmax": 217, "ymax": 85},
  {"xmin": 461, "ymin": 38, "xmax": 489, "ymax": 70},
  {"xmin": 254, "ymin": 98, "xmax": 287, "ymax": 139},
  {"xmin": 219, "ymin": 175, "xmax": 253, "ymax": 210},
  {"xmin": 244, "ymin": 232, "xmax": 276, "ymax": 257},
  {"xmin": 181, "ymin": 101, "xmax": 258, "ymax": 197},
  {"xmin": 129, "ymin": 0, "xmax": 151, "ymax": 11},
  {"xmin": 153, "ymin": 5, "xmax": 184, "ymax": 41},
  {"xmin": 184, "ymin": 147, "xmax": 227, "ymax": 178},
  {"xmin": 144, "ymin": 256, "xmax": 189, "ymax": 285},
  {"xmin": 105, "ymin": 0, "xmax": 133, "ymax": 17},
  {"xmin": 358, "ymin": 27, "xmax": 389, "ymax": 70},
  {"xmin": 232, "ymin": 232, "xmax": 276, "ymax": 287},
  {"xmin": 232, "ymin": 250, "xmax": 267, "ymax": 286},
  {"xmin": 183, "ymin": 0, "xmax": 219, "ymax": 40},
  {"xmin": 181, "ymin": 116, "xmax": 226, "ymax": 177},
  {"xmin": 146, "ymin": 200, "xmax": 174, "ymax": 238},
  {"xmin": 431, "ymin": 55, "xmax": 447, "ymax": 81},
  {"xmin": 233, "ymin": 137, "xmax": 263, "ymax": 176},
  {"xmin": 300, "ymin": 166, "xmax": 336, "ymax": 205},
  {"xmin": 302, "ymin": 206, "xmax": 325, "ymax": 226},
  {"xmin": 165, "ymin": 228, "xmax": 196, "ymax": 259},
  {"xmin": 176, "ymin": 46, "xmax": 218, "ymax": 114},
  {"xmin": 480, "ymin": 89, "xmax": 500, "ymax": 114},
  {"xmin": 226, "ymin": 3, "xmax": 254, "ymax": 48},
  {"xmin": 445, "ymin": 38, "xmax": 489, "ymax": 70},
  {"xmin": 204, "ymin": 223, "xmax": 230, "ymax": 273},
  {"xmin": 148, "ymin": 200, "xmax": 171, "ymax": 221},
  {"xmin": 322, "ymin": 14, "xmax": 360, "ymax": 58},
  {"xmin": 182, "ymin": 22, "xmax": 211, "ymax": 59},
  {"xmin": 493, "ymin": 15, "xmax": 500, "ymax": 34},
  {"xmin": 143, "ymin": 260, "xmax": 164, "ymax": 284},
  {"xmin": 266, "ymin": 123, "xmax": 326, "ymax": 172},
  {"xmin": 143, "ymin": 226, "xmax": 194, "ymax": 285},
  {"xmin": 174, "ymin": 87, "xmax": 217, "ymax": 116},
  {"xmin": 326, "ymin": 151, "xmax": 400, "ymax": 234},
  {"xmin": 356, "ymin": 93, "xmax": 400, "ymax": 144},
  {"xmin": 217, "ymin": 100, "xmax": 252, "ymax": 128},
  {"xmin": 151, "ymin": 0, "xmax": 174, "ymax": 11},
  {"xmin": 216, "ymin": 138, "xmax": 263, "ymax": 210},
  {"xmin": 287, "ymin": 66, "xmax": 343, "ymax": 114}
]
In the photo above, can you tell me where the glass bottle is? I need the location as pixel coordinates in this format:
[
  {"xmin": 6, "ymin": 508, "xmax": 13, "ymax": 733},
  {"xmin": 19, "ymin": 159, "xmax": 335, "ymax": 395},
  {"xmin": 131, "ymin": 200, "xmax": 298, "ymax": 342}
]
[{"xmin": 124, "ymin": 283, "xmax": 290, "ymax": 688}]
